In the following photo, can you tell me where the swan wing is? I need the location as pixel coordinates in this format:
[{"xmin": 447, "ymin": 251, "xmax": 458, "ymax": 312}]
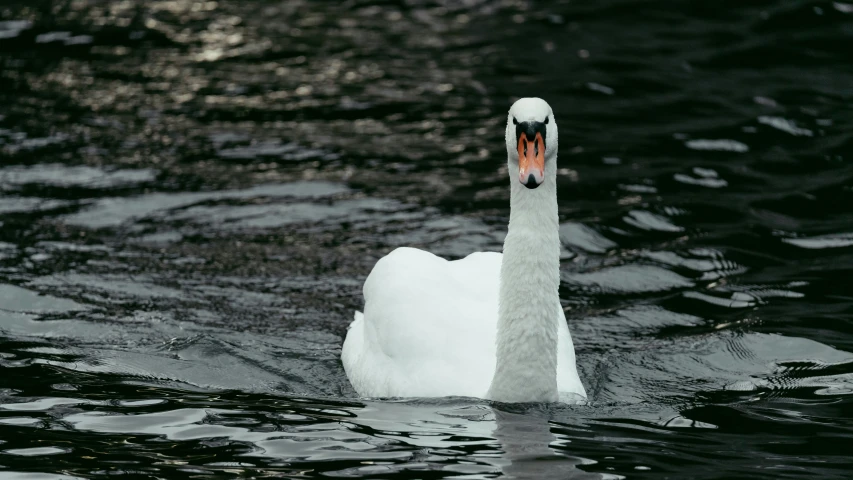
[{"xmin": 342, "ymin": 247, "xmax": 502, "ymax": 398}]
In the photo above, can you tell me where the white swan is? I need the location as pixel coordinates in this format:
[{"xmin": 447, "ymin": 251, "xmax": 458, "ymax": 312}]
[{"xmin": 342, "ymin": 98, "xmax": 586, "ymax": 403}]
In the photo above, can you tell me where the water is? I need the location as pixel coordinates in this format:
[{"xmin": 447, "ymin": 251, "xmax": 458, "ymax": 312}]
[{"xmin": 1, "ymin": 0, "xmax": 852, "ymax": 478}]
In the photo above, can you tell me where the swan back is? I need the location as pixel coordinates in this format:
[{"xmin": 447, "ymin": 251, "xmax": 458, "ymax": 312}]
[{"xmin": 344, "ymin": 247, "xmax": 502, "ymax": 398}]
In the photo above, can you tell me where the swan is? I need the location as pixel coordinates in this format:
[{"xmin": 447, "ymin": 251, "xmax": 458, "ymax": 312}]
[{"xmin": 341, "ymin": 98, "xmax": 586, "ymax": 403}]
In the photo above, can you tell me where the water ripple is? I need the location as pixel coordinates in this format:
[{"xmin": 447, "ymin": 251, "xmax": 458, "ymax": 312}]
[{"xmin": 782, "ymin": 232, "xmax": 853, "ymax": 249}]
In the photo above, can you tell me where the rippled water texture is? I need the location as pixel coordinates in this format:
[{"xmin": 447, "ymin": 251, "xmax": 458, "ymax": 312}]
[{"xmin": 1, "ymin": 0, "xmax": 852, "ymax": 478}]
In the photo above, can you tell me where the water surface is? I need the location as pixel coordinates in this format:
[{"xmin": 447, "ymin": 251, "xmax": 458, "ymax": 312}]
[{"xmin": 1, "ymin": 0, "xmax": 852, "ymax": 478}]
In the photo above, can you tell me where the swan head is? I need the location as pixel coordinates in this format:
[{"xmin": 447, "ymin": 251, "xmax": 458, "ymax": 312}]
[{"xmin": 505, "ymin": 98, "xmax": 557, "ymax": 189}]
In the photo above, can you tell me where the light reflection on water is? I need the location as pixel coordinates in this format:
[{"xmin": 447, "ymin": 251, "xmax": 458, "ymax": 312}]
[{"xmin": 8, "ymin": 392, "xmax": 617, "ymax": 478}]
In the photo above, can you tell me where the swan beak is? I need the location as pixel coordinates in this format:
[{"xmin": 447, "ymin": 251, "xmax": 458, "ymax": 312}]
[{"xmin": 517, "ymin": 131, "xmax": 545, "ymax": 189}]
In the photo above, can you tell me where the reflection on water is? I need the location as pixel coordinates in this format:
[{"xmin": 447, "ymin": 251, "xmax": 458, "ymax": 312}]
[
  {"xmin": 3, "ymin": 388, "xmax": 614, "ymax": 478},
  {"xmin": 1, "ymin": 0, "xmax": 853, "ymax": 478}
]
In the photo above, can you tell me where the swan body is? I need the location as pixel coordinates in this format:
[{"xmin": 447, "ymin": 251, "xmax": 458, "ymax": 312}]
[{"xmin": 342, "ymin": 98, "xmax": 586, "ymax": 403}]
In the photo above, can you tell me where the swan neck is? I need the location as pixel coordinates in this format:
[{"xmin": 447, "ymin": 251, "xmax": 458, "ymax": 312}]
[{"xmin": 488, "ymin": 162, "xmax": 560, "ymax": 403}]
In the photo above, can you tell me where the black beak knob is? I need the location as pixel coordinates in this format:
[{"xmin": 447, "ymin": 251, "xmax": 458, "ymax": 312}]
[{"xmin": 524, "ymin": 174, "xmax": 540, "ymax": 189}]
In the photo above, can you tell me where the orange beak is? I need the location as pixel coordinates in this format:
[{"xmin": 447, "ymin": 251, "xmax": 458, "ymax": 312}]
[{"xmin": 517, "ymin": 131, "xmax": 545, "ymax": 189}]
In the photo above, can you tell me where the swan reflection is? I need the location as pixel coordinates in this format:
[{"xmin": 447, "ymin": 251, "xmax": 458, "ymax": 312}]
[{"xmin": 61, "ymin": 398, "xmax": 607, "ymax": 478}]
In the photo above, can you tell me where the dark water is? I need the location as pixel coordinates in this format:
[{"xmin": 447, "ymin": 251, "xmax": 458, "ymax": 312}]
[{"xmin": 1, "ymin": 0, "xmax": 852, "ymax": 478}]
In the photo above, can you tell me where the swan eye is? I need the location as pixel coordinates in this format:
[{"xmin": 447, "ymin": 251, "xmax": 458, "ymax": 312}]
[
  {"xmin": 512, "ymin": 117, "xmax": 518, "ymax": 125},
  {"xmin": 544, "ymin": 116, "xmax": 549, "ymax": 125}
]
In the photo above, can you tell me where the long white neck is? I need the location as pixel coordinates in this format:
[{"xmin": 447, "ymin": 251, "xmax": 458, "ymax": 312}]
[{"xmin": 487, "ymin": 158, "xmax": 561, "ymax": 403}]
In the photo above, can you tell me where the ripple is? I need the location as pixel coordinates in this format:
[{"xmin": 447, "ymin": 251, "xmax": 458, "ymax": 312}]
[
  {"xmin": 623, "ymin": 210, "xmax": 684, "ymax": 232},
  {"xmin": 600, "ymin": 331, "xmax": 853, "ymax": 408},
  {"xmin": 0, "ymin": 417, "xmax": 41, "ymax": 426},
  {"xmin": 29, "ymin": 274, "xmax": 184, "ymax": 304},
  {"xmin": 118, "ymin": 399, "xmax": 167, "ymax": 407},
  {"xmin": 684, "ymin": 139, "xmax": 749, "ymax": 153},
  {"xmin": 63, "ymin": 182, "xmax": 349, "ymax": 229},
  {"xmin": 723, "ymin": 349, "xmax": 853, "ymax": 397},
  {"xmin": 35, "ymin": 31, "xmax": 72, "ymax": 43},
  {"xmin": 573, "ymin": 305, "xmax": 703, "ymax": 350},
  {"xmin": 63, "ymin": 407, "xmax": 403, "ymax": 461},
  {"xmin": 1, "ymin": 305, "xmax": 347, "ymax": 394},
  {"xmin": 0, "ymin": 197, "xmax": 68, "ymax": 215},
  {"xmin": 216, "ymin": 141, "xmax": 339, "ymax": 162},
  {"xmin": 659, "ymin": 415, "xmax": 718, "ymax": 429},
  {"xmin": 0, "ymin": 164, "xmax": 157, "ymax": 189},
  {"xmin": 565, "ymin": 265, "xmax": 693, "ymax": 293},
  {"xmin": 835, "ymin": 2, "xmax": 853, "ymax": 13},
  {"xmin": 586, "ymin": 82, "xmax": 615, "ymax": 95},
  {"xmin": 618, "ymin": 183, "xmax": 657, "ymax": 194},
  {"xmin": 0, "ymin": 20, "xmax": 32, "ymax": 39},
  {"xmin": 683, "ymin": 291, "xmax": 757, "ymax": 308},
  {"xmin": 2, "ymin": 447, "xmax": 70, "ymax": 456},
  {"xmin": 0, "ymin": 131, "xmax": 69, "ymax": 155},
  {"xmin": 170, "ymin": 198, "xmax": 398, "ymax": 230},
  {"xmin": 0, "ymin": 284, "xmax": 86, "ymax": 313},
  {"xmin": 0, "ymin": 397, "xmax": 100, "ymax": 411},
  {"xmin": 560, "ymin": 222, "xmax": 617, "ymax": 254},
  {"xmin": 674, "ymin": 167, "xmax": 728, "ymax": 189},
  {"xmin": 0, "ymin": 474, "xmax": 83, "ymax": 480},
  {"xmin": 725, "ymin": 285, "xmax": 805, "ymax": 300},
  {"xmin": 643, "ymin": 250, "xmax": 745, "ymax": 280},
  {"xmin": 758, "ymin": 116, "xmax": 814, "ymax": 137},
  {"xmin": 782, "ymin": 232, "xmax": 853, "ymax": 249}
]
